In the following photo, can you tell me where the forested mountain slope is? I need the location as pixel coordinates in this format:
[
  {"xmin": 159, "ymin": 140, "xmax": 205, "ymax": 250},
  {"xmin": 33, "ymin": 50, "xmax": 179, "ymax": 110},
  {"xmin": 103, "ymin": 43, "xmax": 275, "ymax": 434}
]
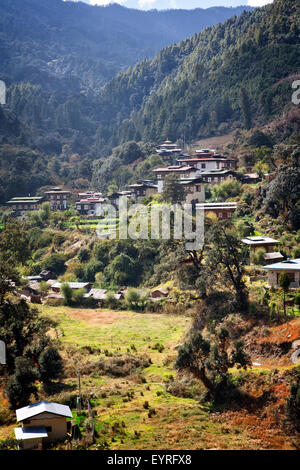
[
  {"xmin": 0, "ymin": 0, "xmax": 251, "ymax": 92},
  {"xmin": 0, "ymin": 0, "xmax": 299, "ymax": 201},
  {"xmin": 95, "ymin": 0, "xmax": 300, "ymax": 150}
]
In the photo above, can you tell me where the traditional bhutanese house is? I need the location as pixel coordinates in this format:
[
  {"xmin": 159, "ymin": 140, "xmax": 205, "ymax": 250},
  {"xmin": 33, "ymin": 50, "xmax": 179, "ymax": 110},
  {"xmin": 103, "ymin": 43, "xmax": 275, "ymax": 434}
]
[
  {"xmin": 107, "ymin": 191, "xmax": 132, "ymax": 207},
  {"xmin": 51, "ymin": 282, "xmax": 91, "ymax": 293},
  {"xmin": 261, "ymin": 259, "xmax": 300, "ymax": 289},
  {"xmin": 241, "ymin": 173, "xmax": 261, "ymax": 184},
  {"xmin": 153, "ymin": 165, "xmax": 198, "ymax": 193},
  {"xmin": 197, "ymin": 169, "xmax": 236, "ymax": 185},
  {"xmin": 127, "ymin": 182, "xmax": 158, "ymax": 203},
  {"xmin": 14, "ymin": 401, "xmax": 72, "ymax": 450},
  {"xmin": 76, "ymin": 196, "xmax": 105, "ymax": 217},
  {"xmin": 156, "ymin": 140, "xmax": 182, "ymax": 158},
  {"xmin": 196, "ymin": 202, "xmax": 237, "ymax": 221},
  {"xmin": 44, "ymin": 187, "xmax": 71, "ymax": 211},
  {"xmin": 6, "ymin": 196, "xmax": 44, "ymax": 220},
  {"xmin": 241, "ymin": 236, "xmax": 281, "ymax": 254},
  {"xmin": 177, "ymin": 156, "xmax": 237, "ymax": 171},
  {"xmin": 151, "ymin": 288, "xmax": 169, "ymax": 298},
  {"xmin": 179, "ymin": 177, "xmax": 205, "ymax": 205}
]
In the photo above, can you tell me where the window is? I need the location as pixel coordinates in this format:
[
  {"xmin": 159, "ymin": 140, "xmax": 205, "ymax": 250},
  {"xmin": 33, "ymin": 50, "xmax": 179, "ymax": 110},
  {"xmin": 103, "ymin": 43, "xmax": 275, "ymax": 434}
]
[
  {"xmin": 201, "ymin": 163, "xmax": 206, "ymax": 169},
  {"xmin": 208, "ymin": 177, "xmax": 211, "ymax": 182},
  {"xmin": 195, "ymin": 185, "xmax": 199, "ymax": 192}
]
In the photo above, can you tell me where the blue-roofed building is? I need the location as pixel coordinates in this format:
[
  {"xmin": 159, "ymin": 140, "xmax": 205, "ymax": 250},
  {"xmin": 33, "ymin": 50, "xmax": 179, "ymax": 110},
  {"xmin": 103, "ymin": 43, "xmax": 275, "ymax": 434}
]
[{"xmin": 261, "ymin": 259, "xmax": 300, "ymax": 288}]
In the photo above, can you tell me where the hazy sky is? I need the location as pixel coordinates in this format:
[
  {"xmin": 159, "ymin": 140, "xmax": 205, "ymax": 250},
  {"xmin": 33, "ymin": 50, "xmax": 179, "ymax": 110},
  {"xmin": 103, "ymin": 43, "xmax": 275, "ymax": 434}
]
[{"xmin": 65, "ymin": 0, "xmax": 274, "ymax": 10}]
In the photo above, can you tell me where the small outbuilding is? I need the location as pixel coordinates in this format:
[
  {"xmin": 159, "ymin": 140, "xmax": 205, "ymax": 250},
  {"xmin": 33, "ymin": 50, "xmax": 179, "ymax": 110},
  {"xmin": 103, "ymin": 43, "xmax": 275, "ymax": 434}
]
[
  {"xmin": 241, "ymin": 236, "xmax": 281, "ymax": 254},
  {"xmin": 14, "ymin": 401, "xmax": 72, "ymax": 450},
  {"xmin": 151, "ymin": 288, "xmax": 169, "ymax": 299},
  {"xmin": 261, "ymin": 259, "xmax": 300, "ymax": 289}
]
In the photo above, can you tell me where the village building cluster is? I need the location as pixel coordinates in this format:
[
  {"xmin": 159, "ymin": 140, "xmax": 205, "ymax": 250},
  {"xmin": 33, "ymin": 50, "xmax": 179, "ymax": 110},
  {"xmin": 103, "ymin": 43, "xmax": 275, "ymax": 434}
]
[{"xmin": 4, "ymin": 140, "xmax": 299, "ymax": 291}]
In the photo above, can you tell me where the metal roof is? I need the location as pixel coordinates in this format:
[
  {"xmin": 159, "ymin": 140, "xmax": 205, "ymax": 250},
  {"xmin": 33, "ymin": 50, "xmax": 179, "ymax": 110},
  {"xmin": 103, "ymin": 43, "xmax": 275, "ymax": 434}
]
[
  {"xmin": 16, "ymin": 401, "xmax": 72, "ymax": 422},
  {"xmin": 261, "ymin": 259, "xmax": 300, "ymax": 271},
  {"xmin": 84, "ymin": 288, "xmax": 107, "ymax": 300},
  {"xmin": 14, "ymin": 426, "xmax": 48, "ymax": 440},
  {"xmin": 6, "ymin": 197, "xmax": 44, "ymax": 204},
  {"xmin": 264, "ymin": 252, "xmax": 284, "ymax": 260},
  {"xmin": 197, "ymin": 202, "xmax": 237, "ymax": 210},
  {"xmin": 242, "ymin": 236, "xmax": 280, "ymax": 246},
  {"xmin": 51, "ymin": 282, "xmax": 90, "ymax": 289}
]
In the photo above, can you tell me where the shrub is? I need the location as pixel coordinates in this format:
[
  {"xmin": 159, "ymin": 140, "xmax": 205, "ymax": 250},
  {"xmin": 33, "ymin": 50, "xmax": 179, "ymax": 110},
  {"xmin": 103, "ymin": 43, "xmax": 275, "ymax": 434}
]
[
  {"xmin": 61, "ymin": 283, "xmax": 73, "ymax": 306},
  {"xmin": 250, "ymin": 248, "xmax": 266, "ymax": 266},
  {"xmin": 0, "ymin": 438, "xmax": 19, "ymax": 450},
  {"xmin": 96, "ymin": 355, "xmax": 151, "ymax": 377},
  {"xmin": 211, "ymin": 180, "xmax": 242, "ymax": 202}
]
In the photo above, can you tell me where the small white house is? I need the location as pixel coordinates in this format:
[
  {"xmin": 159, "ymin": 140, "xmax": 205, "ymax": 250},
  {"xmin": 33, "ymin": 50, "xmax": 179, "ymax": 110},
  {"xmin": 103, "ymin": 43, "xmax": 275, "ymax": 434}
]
[
  {"xmin": 14, "ymin": 401, "xmax": 72, "ymax": 450},
  {"xmin": 261, "ymin": 259, "xmax": 300, "ymax": 289}
]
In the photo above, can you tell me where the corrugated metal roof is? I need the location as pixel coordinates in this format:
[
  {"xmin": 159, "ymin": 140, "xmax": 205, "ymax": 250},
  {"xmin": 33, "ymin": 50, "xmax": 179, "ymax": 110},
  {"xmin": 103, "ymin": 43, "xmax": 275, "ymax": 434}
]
[
  {"xmin": 14, "ymin": 426, "xmax": 48, "ymax": 440},
  {"xmin": 16, "ymin": 401, "xmax": 72, "ymax": 422},
  {"xmin": 264, "ymin": 252, "xmax": 284, "ymax": 260},
  {"xmin": 85, "ymin": 288, "xmax": 107, "ymax": 300},
  {"xmin": 261, "ymin": 259, "xmax": 300, "ymax": 271},
  {"xmin": 51, "ymin": 282, "xmax": 90, "ymax": 289},
  {"xmin": 242, "ymin": 236, "xmax": 280, "ymax": 245},
  {"xmin": 197, "ymin": 202, "xmax": 237, "ymax": 209}
]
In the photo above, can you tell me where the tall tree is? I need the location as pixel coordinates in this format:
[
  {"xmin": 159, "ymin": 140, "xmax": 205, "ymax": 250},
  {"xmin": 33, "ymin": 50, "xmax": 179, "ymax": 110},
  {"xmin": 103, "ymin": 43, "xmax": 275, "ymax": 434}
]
[
  {"xmin": 240, "ymin": 87, "xmax": 252, "ymax": 130},
  {"xmin": 162, "ymin": 174, "xmax": 185, "ymax": 205}
]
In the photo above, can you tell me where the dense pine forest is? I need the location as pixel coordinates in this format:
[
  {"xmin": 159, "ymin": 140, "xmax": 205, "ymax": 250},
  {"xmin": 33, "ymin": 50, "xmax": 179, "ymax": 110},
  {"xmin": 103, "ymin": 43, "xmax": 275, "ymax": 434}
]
[{"xmin": 0, "ymin": 0, "xmax": 299, "ymax": 202}]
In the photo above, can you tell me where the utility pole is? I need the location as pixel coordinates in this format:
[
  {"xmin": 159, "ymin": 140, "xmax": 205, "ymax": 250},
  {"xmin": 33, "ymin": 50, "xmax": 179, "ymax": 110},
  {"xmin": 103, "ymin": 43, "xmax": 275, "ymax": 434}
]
[{"xmin": 77, "ymin": 368, "xmax": 81, "ymax": 412}]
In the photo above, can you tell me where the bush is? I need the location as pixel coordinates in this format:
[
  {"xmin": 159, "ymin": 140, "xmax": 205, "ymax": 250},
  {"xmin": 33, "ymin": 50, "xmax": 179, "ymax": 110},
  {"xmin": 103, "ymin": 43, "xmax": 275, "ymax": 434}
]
[
  {"xmin": 104, "ymin": 291, "xmax": 119, "ymax": 310},
  {"xmin": 61, "ymin": 283, "xmax": 73, "ymax": 306},
  {"xmin": 211, "ymin": 180, "xmax": 242, "ymax": 202},
  {"xmin": 0, "ymin": 438, "xmax": 19, "ymax": 450},
  {"xmin": 250, "ymin": 248, "xmax": 266, "ymax": 266},
  {"xmin": 95, "ymin": 354, "xmax": 151, "ymax": 377}
]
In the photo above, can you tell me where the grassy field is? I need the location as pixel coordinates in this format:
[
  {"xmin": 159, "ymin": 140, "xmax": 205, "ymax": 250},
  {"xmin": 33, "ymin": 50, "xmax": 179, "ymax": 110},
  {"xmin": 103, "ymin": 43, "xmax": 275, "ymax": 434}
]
[
  {"xmin": 39, "ymin": 307, "xmax": 283, "ymax": 450},
  {"xmin": 1, "ymin": 306, "xmax": 296, "ymax": 450}
]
